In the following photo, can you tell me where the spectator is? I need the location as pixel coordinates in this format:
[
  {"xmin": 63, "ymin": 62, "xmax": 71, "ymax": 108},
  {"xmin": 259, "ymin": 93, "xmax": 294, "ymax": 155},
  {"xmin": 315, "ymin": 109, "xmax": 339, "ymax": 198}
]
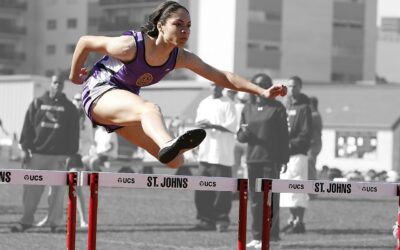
[
  {"xmin": 308, "ymin": 96, "xmax": 322, "ymax": 181},
  {"xmin": 307, "ymin": 96, "xmax": 322, "ymax": 199},
  {"xmin": 280, "ymin": 76, "xmax": 312, "ymax": 234},
  {"xmin": 193, "ymin": 83, "xmax": 237, "ymax": 232},
  {"xmin": 11, "ymin": 74, "xmax": 80, "ymax": 233},
  {"xmin": 237, "ymin": 73, "xmax": 289, "ymax": 248},
  {"xmin": 234, "ymin": 92, "xmax": 250, "ymax": 178},
  {"xmin": 224, "ymin": 89, "xmax": 250, "ymax": 179},
  {"xmin": 36, "ymin": 93, "xmax": 90, "ymax": 229}
]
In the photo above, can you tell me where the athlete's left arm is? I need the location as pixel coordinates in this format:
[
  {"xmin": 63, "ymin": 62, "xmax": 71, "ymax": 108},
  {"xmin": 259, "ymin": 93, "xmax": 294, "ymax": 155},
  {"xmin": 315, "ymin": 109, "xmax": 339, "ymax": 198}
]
[{"xmin": 176, "ymin": 49, "xmax": 285, "ymax": 99}]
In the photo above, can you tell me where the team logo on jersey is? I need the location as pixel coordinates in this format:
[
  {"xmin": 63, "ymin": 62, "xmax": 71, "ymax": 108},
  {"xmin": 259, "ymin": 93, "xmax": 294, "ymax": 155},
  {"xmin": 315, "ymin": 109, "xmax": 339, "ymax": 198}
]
[{"xmin": 136, "ymin": 73, "xmax": 154, "ymax": 87}]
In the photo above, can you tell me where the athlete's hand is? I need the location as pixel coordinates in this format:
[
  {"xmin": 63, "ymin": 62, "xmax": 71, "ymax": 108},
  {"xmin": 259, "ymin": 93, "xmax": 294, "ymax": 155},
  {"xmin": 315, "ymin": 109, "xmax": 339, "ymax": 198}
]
[
  {"xmin": 261, "ymin": 85, "xmax": 286, "ymax": 99},
  {"xmin": 279, "ymin": 85, "xmax": 287, "ymax": 97},
  {"xmin": 70, "ymin": 68, "xmax": 88, "ymax": 85}
]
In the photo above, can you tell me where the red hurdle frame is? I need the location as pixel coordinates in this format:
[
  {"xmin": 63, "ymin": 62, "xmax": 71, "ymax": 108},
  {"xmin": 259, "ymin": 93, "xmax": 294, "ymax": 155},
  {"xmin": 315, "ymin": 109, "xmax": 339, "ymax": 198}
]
[
  {"xmin": 397, "ymin": 185, "xmax": 400, "ymax": 250},
  {"xmin": 88, "ymin": 173, "xmax": 99, "ymax": 250},
  {"xmin": 238, "ymin": 179, "xmax": 248, "ymax": 250},
  {"xmin": 261, "ymin": 179, "xmax": 273, "ymax": 250},
  {"xmin": 86, "ymin": 173, "xmax": 248, "ymax": 250},
  {"xmin": 67, "ymin": 172, "xmax": 78, "ymax": 250},
  {"xmin": 261, "ymin": 179, "xmax": 400, "ymax": 250}
]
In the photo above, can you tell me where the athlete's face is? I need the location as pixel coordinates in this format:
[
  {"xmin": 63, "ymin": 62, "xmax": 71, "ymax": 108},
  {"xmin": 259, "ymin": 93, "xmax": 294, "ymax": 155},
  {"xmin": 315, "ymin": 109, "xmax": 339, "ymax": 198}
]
[{"xmin": 160, "ymin": 8, "xmax": 191, "ymax": 48}]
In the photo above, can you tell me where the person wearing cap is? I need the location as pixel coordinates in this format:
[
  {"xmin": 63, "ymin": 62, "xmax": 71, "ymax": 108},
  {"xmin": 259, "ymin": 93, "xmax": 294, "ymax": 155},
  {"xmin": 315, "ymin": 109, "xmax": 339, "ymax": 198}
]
[{"xmin": 237, "ymin": 73, "xmax": 289, "ymax": 247}]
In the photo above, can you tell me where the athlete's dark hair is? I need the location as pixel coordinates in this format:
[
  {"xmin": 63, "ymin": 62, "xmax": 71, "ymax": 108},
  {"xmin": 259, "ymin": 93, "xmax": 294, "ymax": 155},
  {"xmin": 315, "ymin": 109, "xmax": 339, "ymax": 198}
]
[{"xmin": 141, "ymin": 1, "xmax": 189, "ymax": 38}]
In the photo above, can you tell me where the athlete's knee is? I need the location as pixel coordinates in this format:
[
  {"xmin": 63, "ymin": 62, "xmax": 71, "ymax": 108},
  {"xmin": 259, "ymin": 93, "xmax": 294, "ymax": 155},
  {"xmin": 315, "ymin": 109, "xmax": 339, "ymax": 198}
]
[
  {"xmin": 142, "ymin": 102, "xmax": 162, "ymax": 115},
  {"xmin": 142, "ymin": 102, "xmax": 162, "ymax": 119}
]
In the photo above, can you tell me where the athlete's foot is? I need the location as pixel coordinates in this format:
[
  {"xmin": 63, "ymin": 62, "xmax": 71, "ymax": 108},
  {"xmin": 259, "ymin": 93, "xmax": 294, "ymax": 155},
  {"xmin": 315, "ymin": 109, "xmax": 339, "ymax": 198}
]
[{"xmin": 158, "ymin": 129, "xmax": 206, "ymax": 164}]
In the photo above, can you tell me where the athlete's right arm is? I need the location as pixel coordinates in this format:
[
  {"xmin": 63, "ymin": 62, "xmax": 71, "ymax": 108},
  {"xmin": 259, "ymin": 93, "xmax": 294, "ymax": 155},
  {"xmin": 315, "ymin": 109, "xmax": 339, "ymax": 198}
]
[{"xmin": 69, "ymin": 35, "xmax": 136, "ymax": 84}]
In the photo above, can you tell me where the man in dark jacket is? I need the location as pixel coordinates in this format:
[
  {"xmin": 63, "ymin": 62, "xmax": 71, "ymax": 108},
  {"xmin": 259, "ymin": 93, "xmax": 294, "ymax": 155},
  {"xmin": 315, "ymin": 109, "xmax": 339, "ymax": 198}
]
[
  {"xmin": 237, "ymin": 73, "xmax": 289, "ymax": 248},
  {"xmin": 280, "ymin": 76, "xmax": 312, "ymax": 234},
  {"xmin": 11, "ymin": 74, "xmax": 80, "ymax": 233}
]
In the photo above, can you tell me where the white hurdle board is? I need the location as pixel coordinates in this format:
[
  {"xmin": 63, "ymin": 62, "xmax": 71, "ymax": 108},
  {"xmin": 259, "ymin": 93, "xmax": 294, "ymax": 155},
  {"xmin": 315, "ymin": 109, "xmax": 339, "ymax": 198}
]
[
  {"xmin": 80, "ymin": 171, "xmax": 239, "ymax": 191},
  {"xmin": 255, "ymin": 179, "xmax": 398, "ymax": 197},
  {"xmin": 0, "ymin": 169, "xmax": 68, "ymax": 186}
]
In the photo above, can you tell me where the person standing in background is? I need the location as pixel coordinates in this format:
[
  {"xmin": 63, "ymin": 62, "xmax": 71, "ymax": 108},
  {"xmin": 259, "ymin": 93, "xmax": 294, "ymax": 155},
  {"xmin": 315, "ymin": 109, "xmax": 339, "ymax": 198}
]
[
  {"xmin": 307, "ymin": 96, "xmax": 322, "ymax": 200},
  {"xmin": 223, "ymin": 89, "xmax": 250, "ymax": 179},
  {"xmin": 308, "ymin": 96, "xmax": 322, "ymax": 180},
  {"xmin": 193, "ymin": 83, "xmax": 237, "ymax": 232},
  {"xmin": 237, "ymin": 73, "xmax": 289, "ymax": 248},
  {"xmin": 36, "ymin": 93, "xmax": 90, "ymax": 229},
  {"xmin": 233, "ymin": 92, "xmax": 250, "ymax": 178},
  {"xmin": 10, "ymin": 74, "xmax": 80, "ymax": 233},
  {"xmin": 280, "ymin": 76, "xmax": 312, "ymax": 234}
]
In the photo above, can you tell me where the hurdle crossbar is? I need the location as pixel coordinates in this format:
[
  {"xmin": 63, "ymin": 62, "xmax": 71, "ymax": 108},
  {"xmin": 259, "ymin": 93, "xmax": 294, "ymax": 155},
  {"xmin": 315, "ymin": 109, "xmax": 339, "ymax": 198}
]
[
  {"xmin": 255, "ymin": 178, "xmax": 400, "ymax": 250},
  {"xmin": 80, "ymin": 171, "xmax": 248, "ymax": 250},
  {"xmin": 0, "ymin": 169, "xmax": 78, "ymax": 250}
]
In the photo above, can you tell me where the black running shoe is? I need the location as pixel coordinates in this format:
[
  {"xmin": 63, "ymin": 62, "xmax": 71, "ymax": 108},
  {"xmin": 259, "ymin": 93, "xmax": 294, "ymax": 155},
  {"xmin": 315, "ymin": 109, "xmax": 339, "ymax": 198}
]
[{"xmin": 158, "ymin": 129, "xmax": 206, "ymax": 164}]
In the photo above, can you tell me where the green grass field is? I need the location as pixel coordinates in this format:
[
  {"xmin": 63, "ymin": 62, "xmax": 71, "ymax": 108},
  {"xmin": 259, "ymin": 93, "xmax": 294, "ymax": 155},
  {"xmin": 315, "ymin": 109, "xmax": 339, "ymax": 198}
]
[{"xmin": 0, "ymin": 158, "xmax": 398, "ymax": 250}]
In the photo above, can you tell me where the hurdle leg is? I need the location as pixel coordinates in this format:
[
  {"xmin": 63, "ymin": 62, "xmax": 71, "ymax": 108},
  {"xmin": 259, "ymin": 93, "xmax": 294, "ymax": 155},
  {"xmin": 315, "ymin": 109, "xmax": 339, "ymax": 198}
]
[
  {"xmin": 237, "ymin": 179, "xmax": 248, "ymax": 250},
  {"xmin": 261, "ymin": 179, "xmax": 272, "ymax": 250},
  {"xmin": 67, "ymin": 172, "xmax": 78, "ymax": 250},
  {"xmin": 397, "ymin": 185, "xmax": 400, "ymax": 250},
  {"xmin": 88, "ymin": 173, "xmax": 99, "ymax": 250}
]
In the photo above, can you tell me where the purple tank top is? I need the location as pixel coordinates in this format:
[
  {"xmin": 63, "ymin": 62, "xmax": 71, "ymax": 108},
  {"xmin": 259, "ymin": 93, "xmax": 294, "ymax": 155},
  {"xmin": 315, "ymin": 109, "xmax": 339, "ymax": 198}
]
[{"xmin": 92, "ymin": 30, "xmax": 179, "ymax": 95}]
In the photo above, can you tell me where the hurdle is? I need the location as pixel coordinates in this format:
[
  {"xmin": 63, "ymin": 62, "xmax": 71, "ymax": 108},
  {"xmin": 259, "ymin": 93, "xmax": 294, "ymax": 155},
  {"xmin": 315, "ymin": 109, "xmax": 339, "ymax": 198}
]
[
  {"xmin": 79, "ymin": 171, "xmax": 248, "ymax": 250},
  {"xmin": 0, "ymin": 169, "xmax": 78, "ymax": 250},
  {"xmin": 256, "ymin": 178, "xmax": 400, "ymax": 250}
]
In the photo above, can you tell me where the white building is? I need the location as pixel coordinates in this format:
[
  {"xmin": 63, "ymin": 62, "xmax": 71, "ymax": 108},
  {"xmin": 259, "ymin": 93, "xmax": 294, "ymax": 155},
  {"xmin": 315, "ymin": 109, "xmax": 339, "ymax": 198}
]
[
  {"xmin": 304, "ymin": 83, "xmax": 400, "ymax": 173},
  {"xmin": 191, "ymin": 0, "xmax": 377, "ymax": 83},
  {"xmin": 376, "ymin": 17, "xmax": 400, "ymax": 84}
]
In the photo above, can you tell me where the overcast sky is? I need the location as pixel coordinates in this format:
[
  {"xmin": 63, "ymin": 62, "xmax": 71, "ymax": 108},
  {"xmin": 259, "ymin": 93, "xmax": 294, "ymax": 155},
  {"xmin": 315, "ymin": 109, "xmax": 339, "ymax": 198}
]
[{"xmin": 377, "ymin": 0, "xmax": 400, "ymax": 26}]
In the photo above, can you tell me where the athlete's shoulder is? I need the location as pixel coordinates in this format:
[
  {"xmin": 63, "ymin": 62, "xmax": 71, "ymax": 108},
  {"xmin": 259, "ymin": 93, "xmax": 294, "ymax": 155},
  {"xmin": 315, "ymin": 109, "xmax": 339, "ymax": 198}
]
[{"xmin": 176, "ymin": 48, "xmax": 200, "ymax": 68}]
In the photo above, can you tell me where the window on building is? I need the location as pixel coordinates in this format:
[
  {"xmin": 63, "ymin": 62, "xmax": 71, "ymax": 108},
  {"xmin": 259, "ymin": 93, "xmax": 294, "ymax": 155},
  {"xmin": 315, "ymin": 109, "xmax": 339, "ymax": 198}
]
[
  {"xmin": 247, "ymin": 42, "xmax": 260, "ymax": 49},
  {"xmin": 46, "ymin": 45, "xmax": 56, "ymax": 55},
  {"xmin": 264, "ymin": 44, "xmax": 279, "ymax": 51},
  {"xmin": 47, "ymin": 19, "xmax": 57, "ymax": 30},
  {"xmin": 67, "ymin": 18, "xmax": 77, "ymax": 29},
  {"xmin": 249, "ymin": 10, "xmax": 266, "ymax": 22},
  {"xmin": 66, "ymin": 44, "xmax": 75, "ymax": 54},
  {"xmin": 266, "ymin": 12, "xmax": 281, "ymax": 21},
  {"xmin": 335, "ymin": 131, "xmax": 377, "ymax": 159},
  {"xmin": 333, "ymin": 20, "xmax": 363, "ymax": 29},
  {"xmin": 0, "ymin": 68, "xmax": 14, "ymax": 75},
  {"xmin": 88, "ymin": 17, "xmax": 98, "ymax": 26},
  {"xmin": 331, "ymin": 73, "xmax": 361, "ymax": 83}
]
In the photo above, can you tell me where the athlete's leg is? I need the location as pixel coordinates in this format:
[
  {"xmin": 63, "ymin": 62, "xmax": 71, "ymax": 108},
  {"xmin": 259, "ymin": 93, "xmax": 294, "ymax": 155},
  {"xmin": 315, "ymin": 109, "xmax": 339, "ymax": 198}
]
[
  {"xmin": 92, "ymin": 89, "xmax": 205, "ymax": 165},
  {"xmin": 92, "ymin": 89, "xmax": 172, "ymax": 146},
  {"xmin": 116, "ymin": 124, "xmax": 183, "ymax": 168}
]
